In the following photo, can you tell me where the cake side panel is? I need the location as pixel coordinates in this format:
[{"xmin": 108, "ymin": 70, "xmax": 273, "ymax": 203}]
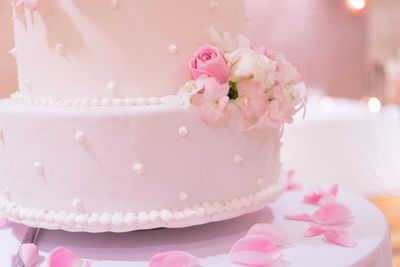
[
  {"xmin": 0, "ymin": 101, "xmax": 281, "ymax": 217},
  {"xmin": 13, "ymin": 0, "xmax": 246, "ymax": 99}
]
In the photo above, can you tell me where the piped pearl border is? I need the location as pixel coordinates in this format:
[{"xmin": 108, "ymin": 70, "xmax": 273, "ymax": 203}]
[
  {"xmin": 0, "ymin": 173, "xmax": 287, "ymax": 233},
  {"xmin": 11, "ymin": 92, "xmax": 184, "ymax": 107}
]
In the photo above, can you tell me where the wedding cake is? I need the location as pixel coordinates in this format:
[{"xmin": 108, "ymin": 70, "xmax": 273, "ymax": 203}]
[{"xmin": 0, "ymin": 0, "xmax": 306, "ymax": 232}]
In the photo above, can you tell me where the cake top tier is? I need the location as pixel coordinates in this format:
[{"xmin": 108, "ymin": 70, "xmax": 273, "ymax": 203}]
[{"xmin": 12, "ymin": 0, "xmax": 246, "ymax": 100}]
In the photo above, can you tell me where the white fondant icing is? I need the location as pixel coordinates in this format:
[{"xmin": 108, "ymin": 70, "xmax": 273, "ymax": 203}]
[
  {"xmin": 132, "ymin": 163, "xmax": 145, "ymax": 176},
  {"xmin": 33, "ymin": 162, "xmax": 44, "ymax": 177},
  {"xmin": 178, "ymin": 191, "xmax": 189, "ymax": 202},
  {"xmin": 233, "ymin": 154, "xmax": 243, "ymax": 165},
  {"xmin": 88, "ymin": 213, "xmax": 100, "ymax": 226},
  {"xmin": 178, "ymin": 126, "xmax": 188, "ymax": 137},
  {"xmin": 100, "ymin": 213, "xmax": 113, "ymax": 226},
  {"xmin": 0, "ymin": 126, "xmax": 3, "ymax": 146},
  {"xmin": 138, "ymin": 212, "xmax": 149, "ymax": 226},
  {"xmin": 8, "ymin": 47, "xmax": 17, "ymax": 58},
  {"xmin": 124, "ymin": 212, "xmax": 137, "ymax": 226},
  {"xmin": 74, "ymin": 131, "xmax": 86, "ymax": 144},
  {"xmin": 168, "ymin": 44, "xmax": 179, "ymax": 55},
  {"xmin": 55, "ymin": 43, "xmax": 65, "ymax": 55},
  {"xmin": 22, "ymin": 80, "xmax": 31, "ymax": 93}
]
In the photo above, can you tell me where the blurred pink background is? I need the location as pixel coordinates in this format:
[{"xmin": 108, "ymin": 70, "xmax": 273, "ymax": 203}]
[{"xmin": 246, "ymin": 0, "xmax": 367, "ymax": 99}]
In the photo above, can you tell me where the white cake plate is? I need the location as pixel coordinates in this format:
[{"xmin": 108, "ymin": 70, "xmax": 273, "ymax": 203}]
[{"xmin": 0, "ymin": 183, "xmax": 392, "ymax": 267}]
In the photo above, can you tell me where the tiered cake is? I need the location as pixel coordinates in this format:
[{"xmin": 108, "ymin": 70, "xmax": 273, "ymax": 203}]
[{"xmin": 0, "ymin": 0, "xmax": 306, "ymax": 232}]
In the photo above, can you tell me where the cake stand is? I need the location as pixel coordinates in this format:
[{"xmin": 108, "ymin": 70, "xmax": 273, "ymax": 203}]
[{"xmin": 0, "ymin": 183, "xmax": 392, "ymax": 266}]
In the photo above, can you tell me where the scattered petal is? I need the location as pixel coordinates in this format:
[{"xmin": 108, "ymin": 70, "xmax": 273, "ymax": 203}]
[
  {"xmin": 313, "ymin": 202, "xmax": 353, "ymax": 226},
  {"xmin": 304, "ymin": 184, "xmax": 338, "ymax": 205},
  {"xmin": 247, "ymin": 223, "xmax": 288, "ymax": 247},
  {"xmin": 18, "ymin": 243, "xmax": 38, "ymax": 267},
  {"xmin": 324, "ymin": 228, "xmax": 356, "ymax": 248},
  {"xmin": 286, "ymin": 170, "xmax": 301, "ymax": 191},
  {"xmin": 304, "ymin": 225, "xmax": 327, "ymax": 237},
  {"xmin": 48, "ymin": 247, "xmax": 83, "ymax": 267},
  {"xmin": 230, "ymin": 235, "xmax": 282, "ymax": 266},
  {"xmin": 149, "ymin": 251, "xmax": 197, "ymax": 267},
  {"xmin": 284, "ymin": 213, "xmax": 313, "ymax": 222}
]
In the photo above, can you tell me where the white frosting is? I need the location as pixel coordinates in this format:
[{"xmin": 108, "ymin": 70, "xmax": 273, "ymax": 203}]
[
  {"xmin": 13, "ymin": 0, "xmax": 246, "ymax": 100},
  {"xmin": 0, "ymin": 100, "xmax": 282, "ymax": 232}
]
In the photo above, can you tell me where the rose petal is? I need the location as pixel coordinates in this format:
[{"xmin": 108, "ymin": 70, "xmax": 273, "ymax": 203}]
[
  {"xmin": 284, "ymin": 213, "xmax": 313, "ymax": 222},
  {"xmin": 149, "ymin": 251, "xmax": 197, "ymax": 267},
  {"xmin": 0, "ymin": 217, "xmax": 10, "ymax": 229},
  {"xmin": 324, "ymin": 228, "xmax": 356, "ymax": 248},
  {"xmin": 230, "ymin": 235, "xmax": 282, "ymax": 266},
  {"xmin": 304, "ymin": 184, "xmax": 338, "ymax": 205},
  {"xmin": 48, "ymin": 247, "xmax": 83, "ymax": 267},
  {"xmin": 246, "ymin": 223, "xmax": 288, "ymax": 247},
  {"xmin": 313, "ymin": 202, "xmax": 353, "ymax": 225},
  {"xmin": 287, "ymin": 170, "xmax": 301, "ymax": 191},
  {"xmin": 18, "ymin": 243, "xmax": 38, "ymax": 267},
  {"xmin": 304, "ymin": 225, "xmax": 327, "ymax": 237}
]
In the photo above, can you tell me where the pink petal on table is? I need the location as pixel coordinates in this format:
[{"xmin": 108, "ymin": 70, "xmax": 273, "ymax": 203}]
[
  {"xmin": 230, "ymin": 235, "xmax": 282, "ymax": 266},
  {"xmin": 304, "ymin": 225, "xmax": 327, "ymax": 237},
  {"xmin": 149, "ymin": 251, "xmax": 197, "ymax": 267},
  {"xmin": 0, "ymin": 217, "xmax": 10, "ymax": 229},
  {"xmin": 313, "ymin": 202, "xmax": 353, "ymax": 225},
  {"xmin": 286, "ymin": 170, "xmax": 301, "ymax": 191},
  {"xmin": 18, "ymin": 243, "xmax": 39, "ymax": 267},
  {"xmin": 284, "ymin": 213, "xmax": 313, "ymax": 222},
  {"xmin": 303, "ymin": 184, "xmax": 338, "ymax": 205},
  {"xmin": 48, "ymin": 247, "xmax": 83, "ymax": 267},
  {"xmin": 247, "ymin": 223, "xmax": 288, "ymax": 247},
  {"xmin": 324, "ymin": 228, "xmax": 356, "ymax": 247}
]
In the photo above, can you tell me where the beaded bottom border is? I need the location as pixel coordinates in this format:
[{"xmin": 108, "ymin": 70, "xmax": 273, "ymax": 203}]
[{"xmin": 0, "ymin": 174, "xmax": 287, "ymax": 233}]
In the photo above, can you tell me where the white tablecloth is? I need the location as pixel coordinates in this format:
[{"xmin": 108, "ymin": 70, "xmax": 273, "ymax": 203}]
[
  {"xmin": 282, "ymin": 96, "xmax": 400, "ymax": 197},
  {"xmin": 0, "ymin": 183, "xmax": 392, "ymax": 266}
]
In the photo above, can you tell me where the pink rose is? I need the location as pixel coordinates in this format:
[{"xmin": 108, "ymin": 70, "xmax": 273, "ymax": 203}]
[{"xmin": 190, "ymin": 45, "xmax": 230, "ymax": 84}]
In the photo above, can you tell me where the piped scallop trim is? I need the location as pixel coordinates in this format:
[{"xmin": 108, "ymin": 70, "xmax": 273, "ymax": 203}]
[
  {"xmin": 10, "ymin": 92, "xmax": 185, "ymax": 107},
  {"xmin": 0, "ymin": 173, "xmax": 287, "ymax": 233}
]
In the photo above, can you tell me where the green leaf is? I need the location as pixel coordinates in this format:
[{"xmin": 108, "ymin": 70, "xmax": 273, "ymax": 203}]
[{"xmin": 228, "ymin": 81, "xmax": 238, "ymax": 100}]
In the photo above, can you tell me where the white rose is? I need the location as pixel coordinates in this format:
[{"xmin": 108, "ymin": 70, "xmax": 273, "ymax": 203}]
[
  {"xmin": 228, "ymin": 48, "xmax": 276, "ymax": 89},
  {"xmin": 284, "ymin": 82, "xmax": 307, "ymax": 106}
]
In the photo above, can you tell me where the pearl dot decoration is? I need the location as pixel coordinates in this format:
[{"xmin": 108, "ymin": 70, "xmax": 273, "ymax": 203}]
[
  {"xmin": 8, "ymin": 47, "xmax": 17, "ymax": 58},
  {"xmin": 55, "ymin": 43, "xmax": 65, "ymax": 55},
  {"xmin": 178, "ymin": 126, "xmax": 188, "ymax": 137},
  {"xmin": 132, "ymin": 163, "xmax": 145, "ymax": 176},
  {"xmin": 110, "ymin": 0, "xmax": 120, "ymax": 10},
  {"xmin": 33, "ymin": 162, "xmax": 44, "ymax": 177},
  {"xmin": 74, "ymin": 131, "xmax": 86, "ymax": 144},
  {"xmin": 209, "ymin": 1, "xmax": 220, "ymax": 11},
  {"xmin": 168, "ymin": 44, "xmax": 179, "ymax": 55},
  {"xmin": 72, "ymin": 198, "xmax": 83, "ymax": 211},
  {"xmin": 106, "ymin": 81, "xmax": 117, "ymax": 98},
  {"xmin": 178, "ymin": 191, "xmax": 189, "ymax": 202},
  {"xmin": 233, "ymin": 154, "xmax": 243, "ymax": 165}
]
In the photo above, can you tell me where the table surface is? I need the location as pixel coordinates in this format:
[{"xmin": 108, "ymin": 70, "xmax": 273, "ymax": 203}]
[{"xmin": 0, "ymin": 183, "xmax": 393, "ymax": 267}]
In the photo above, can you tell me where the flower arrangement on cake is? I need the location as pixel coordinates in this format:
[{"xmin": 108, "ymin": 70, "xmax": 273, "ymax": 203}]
[{"xmin": 179, "ymin": 28, "xmax": 307, "ymax": 132}]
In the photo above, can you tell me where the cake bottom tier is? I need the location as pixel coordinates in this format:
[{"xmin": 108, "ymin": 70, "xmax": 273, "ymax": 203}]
[{"xmin": 0, "ymin": 100, "xmax": 285, "ymax": 232}]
